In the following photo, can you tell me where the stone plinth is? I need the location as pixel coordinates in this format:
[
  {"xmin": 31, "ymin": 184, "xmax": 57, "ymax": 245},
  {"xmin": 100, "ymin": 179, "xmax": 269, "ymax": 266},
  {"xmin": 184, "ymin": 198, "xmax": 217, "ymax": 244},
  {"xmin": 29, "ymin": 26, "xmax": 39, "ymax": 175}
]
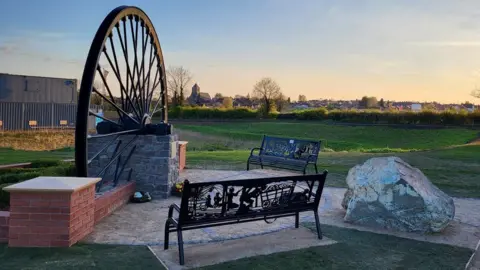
[
  {"xmin": 3, "ymin": 176, "xmax": 100, "ymax": 247},
  {"xmin": 88, "ymin": 134, "xmax": 180, "ymax": 199}
]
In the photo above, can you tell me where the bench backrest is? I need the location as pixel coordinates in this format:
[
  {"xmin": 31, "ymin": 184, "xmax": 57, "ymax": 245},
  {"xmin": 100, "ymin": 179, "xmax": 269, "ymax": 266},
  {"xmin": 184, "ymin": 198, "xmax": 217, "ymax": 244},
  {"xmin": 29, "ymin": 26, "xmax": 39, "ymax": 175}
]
[
  {"xmin": 177, "ymin": 172, "xmax": 328, "ymax": 225},
  {"xmin": 259, "ymin": 135, "xmax": 321, "ymax": 162}
]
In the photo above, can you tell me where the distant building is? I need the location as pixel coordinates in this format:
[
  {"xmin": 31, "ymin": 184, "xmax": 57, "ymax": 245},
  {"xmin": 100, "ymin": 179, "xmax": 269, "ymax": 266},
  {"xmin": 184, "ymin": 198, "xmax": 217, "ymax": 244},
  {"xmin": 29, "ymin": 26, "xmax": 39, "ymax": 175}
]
[
  {"xmin": 0, "ymin": 73, "xmax": 78, "ymax": 130},
  {"xmin": 187, "ymin": 83, "xmax": 211, "ymax": 105},
  {"xmin": 0, "ymin": 73, "xmax": 77, "ymax": 103},
  {"xmin": 411, "ymin": 104, "xmax": 422, "ymax": 112}
]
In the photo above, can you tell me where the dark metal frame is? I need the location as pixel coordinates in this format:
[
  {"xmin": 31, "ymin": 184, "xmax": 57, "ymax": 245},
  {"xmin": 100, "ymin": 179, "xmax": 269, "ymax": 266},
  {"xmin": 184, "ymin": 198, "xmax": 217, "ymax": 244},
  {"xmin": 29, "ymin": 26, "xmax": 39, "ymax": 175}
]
[
  {"xmin": 247, "ymin": 135, "xmax": 321, "ymax": 174},
  {"xmin": 164, "ymin": 172, "xmax": 328, "ymax": 265},
  {"xmin": 75, "ymin": 6, "xmax": 168, "ymax": 184}
]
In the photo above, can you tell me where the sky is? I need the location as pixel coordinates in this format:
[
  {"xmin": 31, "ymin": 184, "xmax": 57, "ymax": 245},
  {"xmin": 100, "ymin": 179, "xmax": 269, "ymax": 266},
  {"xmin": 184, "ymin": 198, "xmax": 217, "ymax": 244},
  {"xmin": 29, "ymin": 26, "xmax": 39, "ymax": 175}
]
[{"xmin": 1, "ymin": 0, "xmax": 480, "ymax": 103}]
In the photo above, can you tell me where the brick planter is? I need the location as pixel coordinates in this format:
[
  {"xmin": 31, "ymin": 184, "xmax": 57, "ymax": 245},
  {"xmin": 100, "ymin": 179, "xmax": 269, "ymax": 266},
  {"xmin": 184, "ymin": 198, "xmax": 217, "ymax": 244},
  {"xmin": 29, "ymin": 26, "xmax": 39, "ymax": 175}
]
[{"xmin": 3, "ymin": 177, "xmax": 100, "ymax": 247}]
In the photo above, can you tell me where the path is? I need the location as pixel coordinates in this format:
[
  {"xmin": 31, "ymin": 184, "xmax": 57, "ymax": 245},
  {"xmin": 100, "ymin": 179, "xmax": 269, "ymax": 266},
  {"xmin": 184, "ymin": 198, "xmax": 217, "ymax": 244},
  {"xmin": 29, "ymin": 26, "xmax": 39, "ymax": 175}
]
[{"xmin": 83, "ymin": 169, "xmax": 480, "ymax": 250}]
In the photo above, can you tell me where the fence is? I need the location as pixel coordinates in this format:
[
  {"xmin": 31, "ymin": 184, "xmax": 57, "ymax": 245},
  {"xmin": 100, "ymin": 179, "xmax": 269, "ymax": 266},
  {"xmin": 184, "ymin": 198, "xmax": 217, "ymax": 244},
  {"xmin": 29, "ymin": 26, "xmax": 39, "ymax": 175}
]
[{"xmin": 0, "ymin": 102, "xmax": 102, "ymax": 131}]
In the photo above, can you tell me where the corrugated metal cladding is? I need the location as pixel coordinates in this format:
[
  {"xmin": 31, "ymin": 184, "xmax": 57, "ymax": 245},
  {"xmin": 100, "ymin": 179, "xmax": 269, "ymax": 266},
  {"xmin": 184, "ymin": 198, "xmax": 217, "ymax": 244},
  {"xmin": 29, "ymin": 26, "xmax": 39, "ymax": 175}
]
[
  {"xmin": 0, "ymin": 102, "xmax": 78, "ymax": 130},
  {"xmin": 0, "ymin": 73, "xmax": 77, "ymax": 104}
]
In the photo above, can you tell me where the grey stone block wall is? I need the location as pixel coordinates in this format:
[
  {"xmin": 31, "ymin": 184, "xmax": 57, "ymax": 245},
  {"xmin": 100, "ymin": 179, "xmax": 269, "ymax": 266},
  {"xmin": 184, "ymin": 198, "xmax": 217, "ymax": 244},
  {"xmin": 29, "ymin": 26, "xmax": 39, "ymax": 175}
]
[{"xmin": 88, "ymin": 134, "xmax": 180, "ymax": 199}]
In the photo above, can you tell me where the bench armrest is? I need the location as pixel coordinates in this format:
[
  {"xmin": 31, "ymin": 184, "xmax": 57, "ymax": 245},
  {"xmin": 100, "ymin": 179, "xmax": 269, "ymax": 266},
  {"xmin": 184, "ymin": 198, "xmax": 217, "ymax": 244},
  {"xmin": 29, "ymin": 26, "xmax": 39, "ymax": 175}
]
[
  {"xmin": 250, "ymin": 147, "xmax": 263, "ymax": 156},
  {"xmin": 168, "ymin": 203, "xmax": 181, "ymax": 218}
]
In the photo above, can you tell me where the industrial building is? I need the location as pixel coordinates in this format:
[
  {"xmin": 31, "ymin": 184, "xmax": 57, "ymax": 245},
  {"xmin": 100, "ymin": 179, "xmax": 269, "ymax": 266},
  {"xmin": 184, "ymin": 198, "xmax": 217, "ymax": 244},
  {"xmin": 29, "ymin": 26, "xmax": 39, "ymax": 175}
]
[{"xmin": 0, "ymin": 73, "xmax": 78, "ymax": 130}]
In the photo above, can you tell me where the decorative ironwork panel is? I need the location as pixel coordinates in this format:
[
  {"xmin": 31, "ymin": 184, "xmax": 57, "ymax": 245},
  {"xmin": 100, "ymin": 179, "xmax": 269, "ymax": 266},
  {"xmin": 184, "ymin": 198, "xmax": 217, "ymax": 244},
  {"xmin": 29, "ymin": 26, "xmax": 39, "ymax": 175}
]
[
  {"xmin": 261, "ymin": 136, "xmax": 320, "ymax": 161},
  {"xmin": 180, "ymin": 175, "xmax": 324, "ymax": 223}
]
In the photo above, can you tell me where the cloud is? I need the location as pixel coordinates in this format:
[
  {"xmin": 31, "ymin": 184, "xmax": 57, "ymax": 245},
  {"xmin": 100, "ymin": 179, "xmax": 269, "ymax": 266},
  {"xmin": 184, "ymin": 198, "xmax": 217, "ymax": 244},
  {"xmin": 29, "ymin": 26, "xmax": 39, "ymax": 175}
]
[{"xmin": 406, "ymin": 41, "xmax": 480, "ymax": 47}]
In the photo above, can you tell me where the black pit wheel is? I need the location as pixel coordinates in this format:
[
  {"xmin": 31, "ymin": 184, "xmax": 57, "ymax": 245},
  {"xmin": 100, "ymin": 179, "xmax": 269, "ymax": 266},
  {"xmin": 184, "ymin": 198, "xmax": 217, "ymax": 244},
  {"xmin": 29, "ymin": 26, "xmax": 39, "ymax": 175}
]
[{"xmin": 75, "ymin": 6, "xmax": 168, "ymax": 180}]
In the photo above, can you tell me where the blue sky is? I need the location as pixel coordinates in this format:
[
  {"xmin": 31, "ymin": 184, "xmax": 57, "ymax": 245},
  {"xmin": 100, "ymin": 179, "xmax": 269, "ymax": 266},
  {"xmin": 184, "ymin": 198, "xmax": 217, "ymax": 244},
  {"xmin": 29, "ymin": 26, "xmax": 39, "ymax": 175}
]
[{"xmin": 1, "ymin": 0, "xmax": 480, "ymax": 103}]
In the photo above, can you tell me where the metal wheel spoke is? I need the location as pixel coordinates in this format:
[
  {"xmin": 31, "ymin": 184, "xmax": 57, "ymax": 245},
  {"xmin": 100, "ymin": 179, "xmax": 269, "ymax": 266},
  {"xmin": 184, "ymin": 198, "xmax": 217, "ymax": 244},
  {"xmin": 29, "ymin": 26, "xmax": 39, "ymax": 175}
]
[
  {"xmin": 108, "ymin": 31, "xmax": 125, "ymax": 109},
  {"xmin": 88, "ymin": 136, "xmax": 120, "ymax": 164},
  {"xmin": 92, "ymin": 87, "xmax": 139, "ymax": 124},
  {"xmin": 129, "ymin": 16, "xmax": 142, "ymax": 115},
  {"xmin": 101, "ymin": 49, "xmax": 141, "ymax": 119},
  {"xmin": 95, "ymin": 135, "xmax": 138, "ymax": 178},
  {"xmin": 89, "ymin": 110, "xmax": 122, "ymax": 127},
  {"xmin": 88, "ymin": 128, "xmax": 141, "ymax": 139}
]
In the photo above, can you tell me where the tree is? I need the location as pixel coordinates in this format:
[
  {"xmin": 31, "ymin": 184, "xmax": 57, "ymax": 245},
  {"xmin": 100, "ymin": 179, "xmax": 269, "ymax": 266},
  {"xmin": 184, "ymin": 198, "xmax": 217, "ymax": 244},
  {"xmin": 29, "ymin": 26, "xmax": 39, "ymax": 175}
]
[
  {"xmin": 359, "ymin": 96, "xmax": 378, "ymax": 109},
  {"xmin": 222, "ymin": 97, "xmax": 233, "ymax": 109},
  {"xmin": 252, "ymin": 77, "xmax": 282, "ymax": 116},
  {"xmin": 298, "ymin": 95, "xmax": 307, "ymax": 102},
  {"xmin": 275, "ymin": 93, "xmax": 289, "ymax": 112},
  {"xmin": 214, "ymin": 93, "xmax": 223, "ymax": 100},
  {"xmin": 167, "ymin": 66, "xmax": 192, "ymax": 107},
  {"xmin": 472, "ymin": 88, "xmax": 480, "ymax": 99},
  {"xmin": 378, "ymin": 98, "xmax": 385, "ymax": 108}
]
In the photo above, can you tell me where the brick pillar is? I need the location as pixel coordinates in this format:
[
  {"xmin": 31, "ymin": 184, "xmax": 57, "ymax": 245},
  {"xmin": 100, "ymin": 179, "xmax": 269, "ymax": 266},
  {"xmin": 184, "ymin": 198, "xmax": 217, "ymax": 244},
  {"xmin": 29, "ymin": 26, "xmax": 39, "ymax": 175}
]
[
  {"xmin": 178, "ymin": 141, "xmax": 188, "ymax": 171},
  {"xmin": 0, "ymin": 211, "xmax": 9, "ymax": 243},
  {"xmin": 3, "ymin": 176, "xmax": 100, "ymax": 247}
]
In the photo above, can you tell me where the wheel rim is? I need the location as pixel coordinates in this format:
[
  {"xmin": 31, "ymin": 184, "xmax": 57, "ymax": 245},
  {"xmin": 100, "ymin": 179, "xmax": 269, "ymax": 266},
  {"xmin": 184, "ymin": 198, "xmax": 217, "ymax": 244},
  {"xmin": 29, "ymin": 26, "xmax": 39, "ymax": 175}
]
[{"xmin": 75, "ymin": 6, "xmax": 167, "ymax": 178}]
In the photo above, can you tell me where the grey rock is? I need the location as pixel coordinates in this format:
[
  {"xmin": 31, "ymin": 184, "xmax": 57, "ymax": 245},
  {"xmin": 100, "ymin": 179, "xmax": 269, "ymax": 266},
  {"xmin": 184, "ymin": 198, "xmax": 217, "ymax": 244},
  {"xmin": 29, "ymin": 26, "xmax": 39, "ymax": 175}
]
[{"xmin": 342, "ymin": 156, "xmax": 455, "ymax": 233}]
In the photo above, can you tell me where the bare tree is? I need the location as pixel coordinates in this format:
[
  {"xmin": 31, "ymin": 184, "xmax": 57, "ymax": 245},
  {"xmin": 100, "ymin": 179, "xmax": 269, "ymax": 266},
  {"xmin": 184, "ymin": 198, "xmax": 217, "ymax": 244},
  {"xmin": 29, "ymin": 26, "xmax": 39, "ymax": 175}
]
[
  {"xmin": 252, "ymin": 77, "xmax": 282, "ymax": 115},
  {"xmin": 167, "ymin": 66, "xmax": 193, "ymax": 106},
  {"xmin": 472, "ymin": 88, "xmax": 480, "ymax": 99}
]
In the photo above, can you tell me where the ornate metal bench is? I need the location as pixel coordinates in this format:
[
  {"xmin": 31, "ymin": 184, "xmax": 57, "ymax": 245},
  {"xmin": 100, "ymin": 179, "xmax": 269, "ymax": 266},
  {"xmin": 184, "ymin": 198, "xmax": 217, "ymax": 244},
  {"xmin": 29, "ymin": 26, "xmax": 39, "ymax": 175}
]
[
  {"xmin": 247, "ymin": 135, "xmax": 321, "ymax": 174},
  {"xmin": 164, "ymin": 172, "xmax": 328, "ymax": 265}
]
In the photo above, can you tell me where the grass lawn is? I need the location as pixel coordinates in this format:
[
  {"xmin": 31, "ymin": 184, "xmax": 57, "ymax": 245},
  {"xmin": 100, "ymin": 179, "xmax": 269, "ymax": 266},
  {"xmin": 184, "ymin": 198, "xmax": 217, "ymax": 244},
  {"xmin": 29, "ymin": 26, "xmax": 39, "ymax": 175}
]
[
  {"xmin": 0, "ymin": 225, "xmax": 472, "ymax": 270},
  {"xmin": 186, "ymin": 145, "xmax": 480, "ymax": 198},
  {"xmin": 0, "ymin": 148, "xmax": 73, "ymax": 165},
  {"xmin": 175, "ymin": 122, "xmax": 478, "ymax": 151},
  {"xmin": 0, "ymin": 244, "xmax": 164, "ymax": 270},
  {"xmin": 199, "ymin": 224, "xmax": 473, "ymax": 270}
]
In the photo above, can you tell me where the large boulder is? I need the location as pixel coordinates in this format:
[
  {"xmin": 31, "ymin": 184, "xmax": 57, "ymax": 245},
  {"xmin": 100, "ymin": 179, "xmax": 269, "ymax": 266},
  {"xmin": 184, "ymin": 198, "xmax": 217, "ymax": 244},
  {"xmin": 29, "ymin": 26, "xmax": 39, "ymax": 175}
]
[{"xmin": 342, "ymin": 157, "xmax": 455, "ymax": 233}]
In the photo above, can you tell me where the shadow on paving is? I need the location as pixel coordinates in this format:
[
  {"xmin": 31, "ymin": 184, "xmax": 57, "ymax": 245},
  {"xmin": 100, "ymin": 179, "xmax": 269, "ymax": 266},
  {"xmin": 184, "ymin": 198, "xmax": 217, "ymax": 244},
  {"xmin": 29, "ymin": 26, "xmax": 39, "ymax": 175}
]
[{"xmin": 195, "ymin": 224, "xmax": 473, "ymax": 270}]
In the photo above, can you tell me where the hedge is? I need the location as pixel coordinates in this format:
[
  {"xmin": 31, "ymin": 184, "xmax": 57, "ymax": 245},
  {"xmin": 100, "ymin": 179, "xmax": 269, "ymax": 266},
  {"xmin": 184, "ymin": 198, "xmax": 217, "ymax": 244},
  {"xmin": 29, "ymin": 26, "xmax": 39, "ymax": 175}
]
[
  {"xmin": 162, "ymin": 106, "xmax": 480, "ymax": 126},
  {"xmin": 0, "ymin": 161, "xmax": 76, "ymax": 209}
]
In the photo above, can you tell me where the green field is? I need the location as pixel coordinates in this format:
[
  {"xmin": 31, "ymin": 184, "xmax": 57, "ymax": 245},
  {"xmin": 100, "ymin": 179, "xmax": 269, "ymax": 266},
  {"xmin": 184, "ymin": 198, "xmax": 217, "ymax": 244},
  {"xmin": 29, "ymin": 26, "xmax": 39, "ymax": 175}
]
[
  {"xmin": 175, "ymin": 122, "xmax": 480, "ymax": 198},
  {"xmin": 0, "ymin": 148, "xmax": 73, "ymax": 165},
  {"xmin": 175, "ymin": 122, "xmax": 478, "ymax": 151},
  {"xmin": 1, "ymin": 122, "xmax": 479, "ymax": 197}
]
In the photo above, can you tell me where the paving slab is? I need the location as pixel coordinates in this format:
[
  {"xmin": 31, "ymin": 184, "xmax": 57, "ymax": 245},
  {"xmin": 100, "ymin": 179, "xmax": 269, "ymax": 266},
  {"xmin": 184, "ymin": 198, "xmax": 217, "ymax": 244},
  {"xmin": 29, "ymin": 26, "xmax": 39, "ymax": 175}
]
[
  {"xmin": 150, "ymin": 226, "xmax": 337, "ymax": 270},
  {"xmin": 83, "ymin": 169, "xmax": 480, "ymax": 250}
]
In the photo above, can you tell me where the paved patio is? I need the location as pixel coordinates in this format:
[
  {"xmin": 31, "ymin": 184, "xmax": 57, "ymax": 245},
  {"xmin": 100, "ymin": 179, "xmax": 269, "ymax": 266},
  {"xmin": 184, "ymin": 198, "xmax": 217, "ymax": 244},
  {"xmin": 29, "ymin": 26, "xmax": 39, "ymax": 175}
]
[{"xmin": 83, "ymin": 169, "xmax": 480, "ymax": 250}]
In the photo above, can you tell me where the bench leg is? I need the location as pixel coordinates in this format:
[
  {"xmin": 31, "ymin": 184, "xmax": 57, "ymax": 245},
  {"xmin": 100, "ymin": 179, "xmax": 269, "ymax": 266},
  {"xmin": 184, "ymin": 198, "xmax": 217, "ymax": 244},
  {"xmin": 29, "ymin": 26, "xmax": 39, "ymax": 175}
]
[
  {"xmin": 313, "ymin": 210, "xmax": 323, "ymax": 240},
  {"xmin": 247, "ymin": 161, "xmax": 250, "ymax": 171},
  {"xmin": 177, "ymin": 228, "xmax": 185, "ymax": 265},
  {"xmin": 164, "ymin": 220, "xmax": 170, "ymax": 250},
  {"xmin": 295, "ymin": 212, "xmax": 299, "ymax": 228},
  {"xmin": 314, "ymin": 164, "xmax": 318, "ymax": 174}
]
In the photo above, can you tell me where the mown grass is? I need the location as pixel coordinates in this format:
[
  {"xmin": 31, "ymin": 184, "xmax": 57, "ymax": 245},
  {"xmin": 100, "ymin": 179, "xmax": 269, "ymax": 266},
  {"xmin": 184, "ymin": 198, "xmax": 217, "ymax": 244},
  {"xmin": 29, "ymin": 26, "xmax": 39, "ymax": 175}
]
[
  {"xmin": 0, "ymin": 148, "xmax": 73, "ymax": 165},
  {"xmin": 175, "ymin": 122, "xmax": 477, "ymax": 152},
  {"xmin": 186, "ymin": 145, "xmax": 480, "ymax": 198},
  {"xmin": 0, "ymin": 244, "xmax": 164, "ymax": 270},
  {"xmin": 200, "ymin": 224, "xmax": 473, "ymax": 270}
]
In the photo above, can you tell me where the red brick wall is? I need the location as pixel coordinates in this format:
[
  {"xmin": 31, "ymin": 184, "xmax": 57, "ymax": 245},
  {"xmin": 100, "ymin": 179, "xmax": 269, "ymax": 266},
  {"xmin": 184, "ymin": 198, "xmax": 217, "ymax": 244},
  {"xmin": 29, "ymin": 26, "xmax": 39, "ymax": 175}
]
[
  {"xmin": 7, "ymin": 184, "xmax": 95, "ymax": 247},
  {"xmin": 0, "ymin": 211, "xmax": 9, "ymax": 243},
  {"xmin": 94, "ymin": 182, "xmax": 135, "ymax": 225}
]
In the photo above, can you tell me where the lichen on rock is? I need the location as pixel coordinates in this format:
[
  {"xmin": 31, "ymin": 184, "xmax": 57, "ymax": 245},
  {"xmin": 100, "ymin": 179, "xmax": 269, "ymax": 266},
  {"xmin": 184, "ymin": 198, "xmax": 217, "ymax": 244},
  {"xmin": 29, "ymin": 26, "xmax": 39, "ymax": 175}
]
[{"xmin": 342, "ymin": 156, "xmax": 455, "ymax": 233}]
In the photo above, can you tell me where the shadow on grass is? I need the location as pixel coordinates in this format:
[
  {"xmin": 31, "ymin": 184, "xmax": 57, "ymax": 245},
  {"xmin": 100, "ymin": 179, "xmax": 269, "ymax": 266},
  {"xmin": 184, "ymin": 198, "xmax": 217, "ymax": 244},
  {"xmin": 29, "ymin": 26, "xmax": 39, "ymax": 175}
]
[
  {"xmin": 199, "ymin": 224, "xmax": 473, "ymax": 270},
  {"xmin": 0, "ymin": 244, "xmax": 164, "ymax": 270}
]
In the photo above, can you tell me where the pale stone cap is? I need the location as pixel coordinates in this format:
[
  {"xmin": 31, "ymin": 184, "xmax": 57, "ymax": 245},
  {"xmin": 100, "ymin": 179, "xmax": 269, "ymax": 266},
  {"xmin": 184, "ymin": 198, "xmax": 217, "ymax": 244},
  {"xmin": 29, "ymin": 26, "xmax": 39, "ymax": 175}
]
[
  {"xmin": 2, "ymin": 177, "xmax": 102, "ymax": 193},
  {"xmin": 178, "ymin": 141, "xmax": 189, "ymax": 145}
]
